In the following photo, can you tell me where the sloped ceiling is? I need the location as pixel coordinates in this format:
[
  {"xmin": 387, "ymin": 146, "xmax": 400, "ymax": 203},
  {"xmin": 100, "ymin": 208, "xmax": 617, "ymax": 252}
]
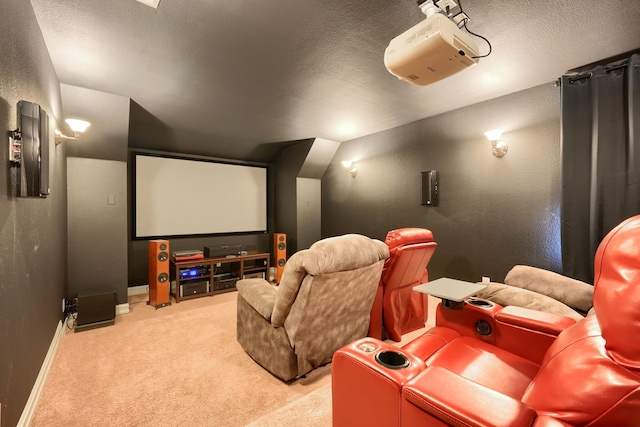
[{"xmin": 31, "ymin": 0, "xmax": 640, "ymax": 161}]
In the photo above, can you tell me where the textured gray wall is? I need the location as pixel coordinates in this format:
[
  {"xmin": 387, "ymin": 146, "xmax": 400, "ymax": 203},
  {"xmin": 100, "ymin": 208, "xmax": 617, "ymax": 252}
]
[
  {"xmin": 61, "ymin": 85, "xmax": 131, "ymax": 303},
  {"xmin": 0, "ymin": 1, "xmax": 66, "ymax": 425},
  {"xmin": 274, "ymin": 139, "xmax": 314, "ymax": 255},
  {"xmin": 61, "ymin": 84, "xmax": 130, "ymax": 162},
  {"xmin": 67, "ymin": 158, "xmax": 128, "ymax": 303},
  {"xmin": 322, "ymin": 83, "xmax": 562, "ymax": 283},
  {"xmin": 296, "ymin": 177, "xmax": 321, "ymax": 250}
]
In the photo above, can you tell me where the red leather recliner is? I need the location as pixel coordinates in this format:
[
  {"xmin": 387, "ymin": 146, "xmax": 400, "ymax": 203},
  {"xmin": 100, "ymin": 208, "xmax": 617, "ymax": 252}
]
[
  {"xmin": 335, "ymin": 215, "xmax": 640, "ymax": 427},
  {"xmin": 369, "ymin": 228, "xmax": 437, "ymax": 341}
]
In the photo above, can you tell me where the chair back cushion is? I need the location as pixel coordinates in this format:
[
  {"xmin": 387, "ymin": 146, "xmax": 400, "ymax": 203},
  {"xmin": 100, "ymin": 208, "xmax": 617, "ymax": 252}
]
[
  {"xmin": 379, "ymin": 228, "xmax": 436, "ymax": 341},
  {"xmin": 522, "ymin": 215, "xmax": 640, "ymax": 425},
  {"xmin": 381, "ymin": 228, "xmax": 436, "ymax": 291},
  {"xmin": 269, "ymin": 234, "xmax": 389, "ymax": 376},
  {"xmin": 504, "ymin": 265, "xmax": 594, "ymax": 314},
  {"xmin": 286, "ymin": 261, "xmax": 386, "ymax": 375},
  {"xmin": 521, "ymin": 316, "xmax": 640, "ymax": 425},
  {"xmin": 592, "ymin": 214, "xmax": 640, "ymax": 369},
  {"xmin": 271, "ymin": 234, "xmax": 389, "ymax": 326}
]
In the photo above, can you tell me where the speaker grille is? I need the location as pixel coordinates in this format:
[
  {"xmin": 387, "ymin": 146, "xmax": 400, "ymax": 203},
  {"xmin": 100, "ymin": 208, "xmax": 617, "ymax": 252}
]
[
  {"xmin": 274, "ymin": 233, "xmax": 287, "ymax": 284},
  {"xmin": 149, "ymin": 240, "xmax": 171, "ymax": 308}
]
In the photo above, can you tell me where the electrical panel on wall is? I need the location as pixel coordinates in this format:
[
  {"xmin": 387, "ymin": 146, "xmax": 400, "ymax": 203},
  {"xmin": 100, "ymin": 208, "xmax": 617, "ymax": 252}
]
[
  {"xmin": 9, "ymin": 100, "xmax": 50, "ymax": 197},
  {"xmin": 421, "ymin": 170, "xmax": 438, "ymax": 206}
]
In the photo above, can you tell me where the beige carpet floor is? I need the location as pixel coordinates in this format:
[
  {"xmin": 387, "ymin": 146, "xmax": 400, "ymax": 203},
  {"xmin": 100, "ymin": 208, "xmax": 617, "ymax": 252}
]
[{"xmin": 31, "ymin": 290, "xmax": 436, "ymax": 426}]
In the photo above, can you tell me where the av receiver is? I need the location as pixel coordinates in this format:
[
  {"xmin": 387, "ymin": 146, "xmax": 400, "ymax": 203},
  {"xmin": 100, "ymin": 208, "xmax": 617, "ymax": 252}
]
[{"xmin": 178, "ymin": 265, "xmax": 210, "ymax": 279}]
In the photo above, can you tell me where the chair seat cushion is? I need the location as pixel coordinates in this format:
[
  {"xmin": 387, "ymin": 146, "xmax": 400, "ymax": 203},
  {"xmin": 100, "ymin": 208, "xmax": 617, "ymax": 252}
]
[
  {"xmin": 426, "ymin": 336, "xmax": 540, "ymax": 399},
  {"xmin": 403, "ymin": 366, "xmax": 538, "ymax": 427}
]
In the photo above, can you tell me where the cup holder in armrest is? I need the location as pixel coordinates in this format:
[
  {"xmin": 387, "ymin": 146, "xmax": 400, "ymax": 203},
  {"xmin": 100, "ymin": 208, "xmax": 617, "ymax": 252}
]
[
  {"xmin": 466, "ymin": 298, "xmax": 494, "ymax": 308},
  {"xmin": 375, "ymin": 350, "xmax": 410, "ymax": 370}
]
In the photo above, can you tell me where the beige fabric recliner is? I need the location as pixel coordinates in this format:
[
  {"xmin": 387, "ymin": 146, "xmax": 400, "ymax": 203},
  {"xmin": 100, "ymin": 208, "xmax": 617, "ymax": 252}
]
[
  {"xmin": 236, "ymin": 234, "xmax": 390, "ymax": 381},
  {"xmin": 474, "ymin": 265, "xmax": 594, "ymax": 322}
]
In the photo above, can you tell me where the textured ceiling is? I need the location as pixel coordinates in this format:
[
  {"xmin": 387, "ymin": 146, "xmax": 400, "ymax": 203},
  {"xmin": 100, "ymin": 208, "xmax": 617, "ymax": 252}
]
[{"xmin": 31, "ymin": 0, "xmax": 640, "ymax": 161}]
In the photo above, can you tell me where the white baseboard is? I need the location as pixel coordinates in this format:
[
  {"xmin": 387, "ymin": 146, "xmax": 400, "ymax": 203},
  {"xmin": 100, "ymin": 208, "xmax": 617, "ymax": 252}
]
[
  {"xmin": 128, "ymin": 284, "xmax": 148, "ymax": 296},
  {"xmin": 116, "ymin": 303, "xmax": 130, "ymax": 316},
  {"xmin": 17, "ymin": 320, "xmax": 65, "ymax": 427}
]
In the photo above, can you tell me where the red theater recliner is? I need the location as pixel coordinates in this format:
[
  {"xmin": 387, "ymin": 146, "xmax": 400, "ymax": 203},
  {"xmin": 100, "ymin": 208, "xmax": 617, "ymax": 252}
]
[
  {"xmin": 369, "ymin": 228, "xmax": 437, "ymax": 342},
  {"xmin": 334, "ymin": 215, "xmax": 640, "ymax": 427}
]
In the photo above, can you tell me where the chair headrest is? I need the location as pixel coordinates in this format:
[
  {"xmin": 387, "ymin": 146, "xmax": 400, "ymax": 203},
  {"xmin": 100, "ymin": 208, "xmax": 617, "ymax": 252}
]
[
  {"xmin": 307, "ymin": 234, "xmax": 390, "ymax": 274},
  {"xmin": 593, "ymin": 214, "xmax": 640, "ymax": 369},
  {"xmin": 385, "ymin": 228, "xmax": 435, "ymax": 251}
]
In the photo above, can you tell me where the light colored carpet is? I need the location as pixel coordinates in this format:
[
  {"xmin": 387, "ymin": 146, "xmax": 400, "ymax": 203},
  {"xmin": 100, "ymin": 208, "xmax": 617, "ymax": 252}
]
[
  {"xmin": 31, "ymin": 291, "xmax": 437, "ymax": 426},
  {"xmin": 247, "ymin": 382, "xmax": 332, "ymax": 427}
]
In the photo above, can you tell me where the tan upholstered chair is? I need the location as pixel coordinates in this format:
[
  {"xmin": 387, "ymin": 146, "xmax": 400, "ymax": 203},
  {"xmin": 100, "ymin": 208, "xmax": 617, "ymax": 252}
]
[{"xmin": 236, "ymin": 234, "xmax": 390, "ymax": 381}]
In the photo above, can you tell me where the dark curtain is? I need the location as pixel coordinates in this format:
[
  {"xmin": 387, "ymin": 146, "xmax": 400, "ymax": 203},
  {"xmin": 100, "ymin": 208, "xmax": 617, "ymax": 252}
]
[{"xmin": 560, "ymin": 52, "xmax": 640, "ymax": 283}]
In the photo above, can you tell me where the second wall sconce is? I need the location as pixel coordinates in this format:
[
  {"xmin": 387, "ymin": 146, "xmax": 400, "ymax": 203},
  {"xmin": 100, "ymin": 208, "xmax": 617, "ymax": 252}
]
[
  {"xmin": 341, "ymin": 160, "xmax": 357, "ymax": 177},
  {"xmin": 55, "ymin": 118, "xmax": 91, "ymax": 145},
  {"xmin": 484, "ymin": 129, "xmax": 508, "ymax": 157}
]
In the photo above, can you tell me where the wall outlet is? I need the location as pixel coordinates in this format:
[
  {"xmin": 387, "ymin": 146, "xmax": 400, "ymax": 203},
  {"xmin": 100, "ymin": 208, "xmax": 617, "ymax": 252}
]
[
  {"xmin": 481, "ymin": 276, "xmax": 490, "ymax": 283},
  {"xmin": 62, "ymin": 298, "xmax": 66, "ymax": 313}
]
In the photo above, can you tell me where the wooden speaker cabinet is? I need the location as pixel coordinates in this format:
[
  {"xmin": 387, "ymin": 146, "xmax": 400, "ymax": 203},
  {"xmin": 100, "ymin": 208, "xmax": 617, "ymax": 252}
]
[
  {"xmin": 274, "ymin": 233, "xmax": 287, "ymax": 284},
  {"xmin": 148, "ymin": 239, "xmax": 171, "ymax": 308}
]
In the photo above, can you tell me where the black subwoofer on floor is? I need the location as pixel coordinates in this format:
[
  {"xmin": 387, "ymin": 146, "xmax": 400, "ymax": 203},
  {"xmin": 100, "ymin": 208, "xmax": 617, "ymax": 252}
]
[{"xmin": 76, "ymin": 288, "xmax": 116, "ymax": 332}]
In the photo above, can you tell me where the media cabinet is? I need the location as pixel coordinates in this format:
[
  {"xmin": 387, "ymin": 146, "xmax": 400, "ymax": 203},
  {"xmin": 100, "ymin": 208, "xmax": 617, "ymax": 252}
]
[{"xmin": 170, "ymin": 252, "xmax": 270, "ymax": 303}]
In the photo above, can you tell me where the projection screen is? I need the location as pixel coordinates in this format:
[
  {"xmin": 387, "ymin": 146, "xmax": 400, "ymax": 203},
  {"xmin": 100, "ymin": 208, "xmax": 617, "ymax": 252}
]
[{"xmin": 134, "ymin": 153, "xmax": 267, "ymax": 238}]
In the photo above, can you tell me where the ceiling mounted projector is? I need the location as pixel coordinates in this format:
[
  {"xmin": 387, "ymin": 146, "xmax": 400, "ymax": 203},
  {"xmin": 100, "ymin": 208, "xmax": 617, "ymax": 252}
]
[{"xmin": 384, "ymin": 0, "xmax": 480, "ymax": 86}]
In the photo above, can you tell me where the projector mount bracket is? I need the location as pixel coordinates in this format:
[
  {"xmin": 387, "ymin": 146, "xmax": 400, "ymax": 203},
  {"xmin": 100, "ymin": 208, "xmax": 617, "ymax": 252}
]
[
  {"xmin": 417, "ymin": 0, "xmax": 471, "ymax": 29},
  {"xmin": 418, "ymin": 0, "xmax": 457, "ymax": 17}
]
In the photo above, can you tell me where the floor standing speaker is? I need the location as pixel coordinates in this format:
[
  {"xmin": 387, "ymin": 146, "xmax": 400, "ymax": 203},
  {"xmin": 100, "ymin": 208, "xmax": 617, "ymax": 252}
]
[
  {"xmin": 149, "ymin": 239, "xmax": 171, "ymax": 308},
  {"xmin": 274, "ymin": 233, "xmax": 287, "ymax": 284}
]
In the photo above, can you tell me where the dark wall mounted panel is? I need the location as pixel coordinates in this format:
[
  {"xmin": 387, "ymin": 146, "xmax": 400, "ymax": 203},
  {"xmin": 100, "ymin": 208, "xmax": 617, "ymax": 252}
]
[
  {"xmin": 421, "ymin": 170, "xmax": 438, "ymax": 206},
  {"xmin": 15, "ymin": 100, "xmax": 50, "ymax": 197}
]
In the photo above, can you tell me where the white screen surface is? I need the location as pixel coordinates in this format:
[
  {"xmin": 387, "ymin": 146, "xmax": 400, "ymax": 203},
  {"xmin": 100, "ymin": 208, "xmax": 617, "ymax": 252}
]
[{"xmin": 135, "ymin": 154, "xmax": 267, "ymax": 237}]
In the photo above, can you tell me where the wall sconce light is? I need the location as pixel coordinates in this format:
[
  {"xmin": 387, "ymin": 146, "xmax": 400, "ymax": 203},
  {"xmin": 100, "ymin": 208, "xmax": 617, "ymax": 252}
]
[
  {"xmin": 484, "ymin": 129, "xmax": 508, "ymax": 157},
  {"xmin": 55, "ymin": 119, "xmax": 91, "ymax": 145},
  {"xmin": 341, "ymin": 160, "xmax": 357, "ymax": 177}
]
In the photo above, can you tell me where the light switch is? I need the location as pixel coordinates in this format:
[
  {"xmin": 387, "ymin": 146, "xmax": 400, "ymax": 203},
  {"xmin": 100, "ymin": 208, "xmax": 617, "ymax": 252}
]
[{"xmin": 108, "ymin": 195, "xmax": 115, "ymax": 205}]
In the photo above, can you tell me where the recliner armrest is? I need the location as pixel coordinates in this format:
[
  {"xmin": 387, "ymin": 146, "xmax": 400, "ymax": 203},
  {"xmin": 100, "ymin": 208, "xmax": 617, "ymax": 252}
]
[
  {"xmin": 236, "ymin": 278, "xmax": 276, "ymax": 321},
  {"xmin": 496, "ymin": 306, "xmax": 576, "ymax": 336},
  {"xmin": 403, "ymin": 366, "xmax": 537, "ymax": 427},
  {"xmin": 494, "ymin": 306, "xmax": 576, "ymax": 364}
]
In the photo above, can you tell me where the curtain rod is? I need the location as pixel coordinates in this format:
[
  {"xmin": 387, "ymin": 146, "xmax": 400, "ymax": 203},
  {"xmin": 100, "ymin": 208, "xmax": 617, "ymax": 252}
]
[{"xmin": 565, "ymin": 59, "xmax": 630, "ymax": 84}]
